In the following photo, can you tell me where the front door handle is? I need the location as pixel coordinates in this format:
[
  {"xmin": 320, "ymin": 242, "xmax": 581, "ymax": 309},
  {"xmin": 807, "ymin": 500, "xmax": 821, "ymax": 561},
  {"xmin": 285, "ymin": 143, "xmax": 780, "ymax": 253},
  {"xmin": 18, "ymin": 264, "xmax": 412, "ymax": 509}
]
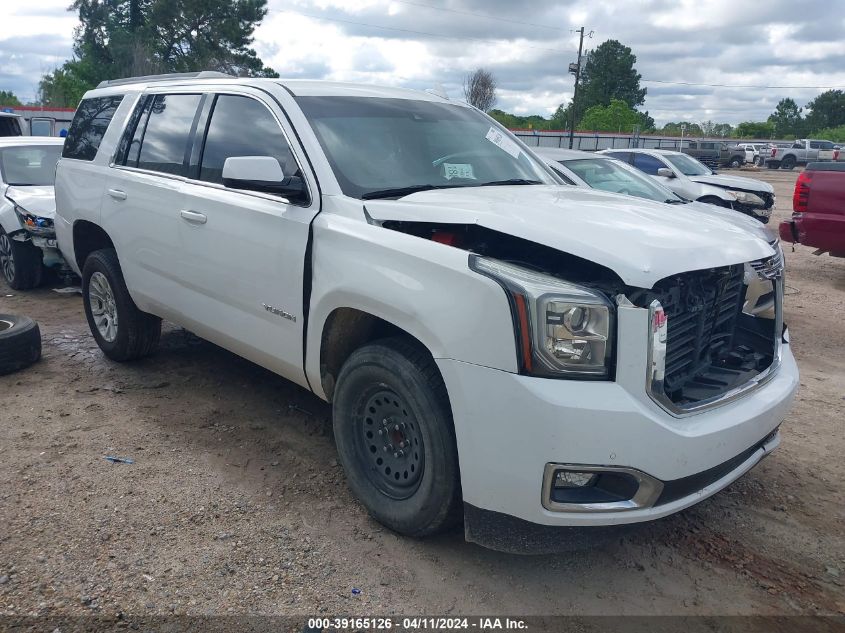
[
  {"xmin": 180, "ymin": 210, "xmax": 207, "ymax": 225},
  {"xmin": 107, "ymin": 188, "xmax": 127, "ymax": 201}
]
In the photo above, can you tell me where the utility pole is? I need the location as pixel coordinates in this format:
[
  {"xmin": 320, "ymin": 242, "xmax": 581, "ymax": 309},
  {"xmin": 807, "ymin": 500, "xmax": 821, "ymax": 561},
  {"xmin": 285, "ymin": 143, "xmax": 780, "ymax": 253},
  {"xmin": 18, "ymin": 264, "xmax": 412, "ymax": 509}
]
[{"xmin": 568, "ymin": 27, "xmax": 590, "ymax": 149}]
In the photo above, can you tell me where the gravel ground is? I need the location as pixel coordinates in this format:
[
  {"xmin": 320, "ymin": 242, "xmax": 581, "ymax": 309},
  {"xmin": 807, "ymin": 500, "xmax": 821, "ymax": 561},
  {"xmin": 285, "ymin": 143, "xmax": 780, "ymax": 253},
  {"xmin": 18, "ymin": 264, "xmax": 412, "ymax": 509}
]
[{"xmin": 0, "ymin": 168, "xmax": 843, "ymax": 624}]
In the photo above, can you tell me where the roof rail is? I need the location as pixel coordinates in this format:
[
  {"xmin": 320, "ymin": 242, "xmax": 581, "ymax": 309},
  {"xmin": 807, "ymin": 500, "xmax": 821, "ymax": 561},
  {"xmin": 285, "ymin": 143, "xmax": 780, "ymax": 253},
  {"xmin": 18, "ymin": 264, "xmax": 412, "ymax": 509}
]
[{"xmin": 96, "ymin": 71, "xmax": 235, "ymax": 89}]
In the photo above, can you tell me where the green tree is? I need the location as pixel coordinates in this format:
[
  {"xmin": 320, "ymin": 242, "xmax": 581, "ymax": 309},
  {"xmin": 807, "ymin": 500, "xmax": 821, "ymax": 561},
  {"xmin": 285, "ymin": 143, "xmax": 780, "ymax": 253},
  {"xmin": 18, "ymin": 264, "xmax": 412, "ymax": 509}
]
[
  {"xmin": 39, "ymin": 0, "xmax": 277, "ymax": 107},
  {"xmin": 579, "ymin": 99, "xmax": 643, "ymax": 132},
  {"xmin": 813, "ymin": 125, "xmax": 845, "ymax": 143},
  {"xmin": 0, "ymin": 91, "xmax": 22, "ymax": 106},
  {"xmin": 577, "ymin": 40, "xmax": 646, "ymax": 113},
  {"xmin": 712, "ymin": 123, "xmax": 733, "ymax": 138},
  {"xmin": 804, "ymin": 90, "xmax": 845, "ymax": 133},
  {"xmin": 734, "ymin": 121, "xmax": 775, "ymax": 139},
  {"xmin": 659, "ymin": 122, "xmax": 703, "ymax": 137},
  {"xmin": 767, "ymin": 98, "xmax": 804, "ymax": 138}
]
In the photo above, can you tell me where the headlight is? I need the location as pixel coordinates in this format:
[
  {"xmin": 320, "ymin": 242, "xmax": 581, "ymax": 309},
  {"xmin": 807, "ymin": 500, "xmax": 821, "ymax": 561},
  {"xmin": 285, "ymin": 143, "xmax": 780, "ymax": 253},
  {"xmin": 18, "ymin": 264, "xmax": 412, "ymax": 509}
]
[
  {"xmin": 470, "ymin": 255, "xmax": 614, "ymax": 379},
  {"xmin": 14, "ymin": 205, "xmax": 54, "ymax": 236},
  {"xmin": 725, "ymin": 190, "xmax": 765, "ymax": 206}
]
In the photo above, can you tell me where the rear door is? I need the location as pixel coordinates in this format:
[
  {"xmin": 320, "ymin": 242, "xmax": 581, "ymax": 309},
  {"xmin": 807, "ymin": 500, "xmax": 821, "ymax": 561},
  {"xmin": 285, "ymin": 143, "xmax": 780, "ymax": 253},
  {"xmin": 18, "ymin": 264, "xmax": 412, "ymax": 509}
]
[
  {"xmin": 175, "ymin": 89, "xmax": 318, "ymax": 386},
  {"xmin": 101, "ymin": 91, "xmax": 204, "ymax": 317}
]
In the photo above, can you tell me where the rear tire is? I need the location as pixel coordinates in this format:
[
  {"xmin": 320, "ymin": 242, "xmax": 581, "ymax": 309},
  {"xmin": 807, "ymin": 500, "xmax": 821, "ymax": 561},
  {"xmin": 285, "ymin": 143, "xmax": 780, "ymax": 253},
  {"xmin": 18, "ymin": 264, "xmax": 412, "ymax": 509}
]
[
  {"xmin": 81, "ymin": 248, "xmax": 161, "ymax": 361},
  {"xmin": 0, "ymin": 229, "xmax": 43, "ymax": 290},
  {"xmin": 781, "ymin": 156, "xmax": 796, "ymax": 170},
  {"xmin": 729, "ymin": 157, "xmax": 742, "ymax": 168},
  {"xmin": 0, "ymin": 313, "xmax": 41, "ymax": 375},
  {"xmin": 332, "ymin": 337, "xmax": 462, "ymax": 537}
]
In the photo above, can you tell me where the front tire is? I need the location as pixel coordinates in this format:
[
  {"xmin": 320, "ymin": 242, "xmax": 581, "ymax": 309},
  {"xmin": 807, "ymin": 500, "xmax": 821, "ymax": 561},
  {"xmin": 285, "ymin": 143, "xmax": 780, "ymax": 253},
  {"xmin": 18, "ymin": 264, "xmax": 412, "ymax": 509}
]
[
  {"xmin": 82, "ymin": 248, "xmax": 161, "ymax": 361},
  {"xmin": 729, "ymin": 157, "xmax": 742, "ymax": 168},
  {"xmin": 0, "ymin": 229, "xmax": 43, "ymax": 290},
  {"xmin": 332, "ymin": 337, "xmax": 462, "ymax": 537}
]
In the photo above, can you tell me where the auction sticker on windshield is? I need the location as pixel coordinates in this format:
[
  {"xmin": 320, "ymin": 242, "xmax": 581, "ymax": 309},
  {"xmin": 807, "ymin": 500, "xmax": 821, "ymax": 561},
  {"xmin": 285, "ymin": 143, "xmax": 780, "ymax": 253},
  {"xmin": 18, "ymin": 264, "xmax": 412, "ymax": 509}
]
[
  {"xmin": 485, "ymin": 127, "xmax": 521, "ymax": 159},
  {"xmin": 443, "ymin": 163, "xmax": 476, "ymax": 180}
]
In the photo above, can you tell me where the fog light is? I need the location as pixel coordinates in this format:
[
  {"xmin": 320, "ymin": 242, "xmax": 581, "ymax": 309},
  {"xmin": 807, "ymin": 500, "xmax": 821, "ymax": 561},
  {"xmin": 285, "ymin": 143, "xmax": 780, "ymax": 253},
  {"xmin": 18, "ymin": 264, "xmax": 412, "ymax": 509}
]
[{"xmin": 554, "ymin": 470, "xmax": 596, "ymax": 488}]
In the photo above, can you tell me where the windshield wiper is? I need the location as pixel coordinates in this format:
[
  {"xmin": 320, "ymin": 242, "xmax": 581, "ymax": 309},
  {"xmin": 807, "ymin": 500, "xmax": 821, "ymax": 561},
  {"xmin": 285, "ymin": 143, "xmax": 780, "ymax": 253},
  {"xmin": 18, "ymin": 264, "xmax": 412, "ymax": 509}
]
[
  {"xmin": 362, "ymin": 184, "xmax": 454, "ymax": 200},
  {"xmin": 477, "ymin": 178, "xmax": 543, "ymax": 187},
  {"xmin": 664, "ymin": 198, "xmax": 686, "ymax": 204}
]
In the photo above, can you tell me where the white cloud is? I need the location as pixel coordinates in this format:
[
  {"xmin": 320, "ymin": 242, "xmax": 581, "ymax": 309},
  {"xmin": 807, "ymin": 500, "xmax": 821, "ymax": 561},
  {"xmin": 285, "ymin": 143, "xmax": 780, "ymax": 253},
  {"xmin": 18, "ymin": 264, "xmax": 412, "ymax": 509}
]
[{"xmin": 1, "ymin": 0, "xmax": 844, "ymax": 126}]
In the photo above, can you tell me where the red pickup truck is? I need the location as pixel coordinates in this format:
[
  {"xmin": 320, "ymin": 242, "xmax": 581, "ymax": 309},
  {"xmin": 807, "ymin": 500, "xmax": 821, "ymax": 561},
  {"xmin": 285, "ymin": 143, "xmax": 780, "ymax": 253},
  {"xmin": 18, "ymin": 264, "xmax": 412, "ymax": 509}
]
[{"xmin": 779, "ymin": 162, "xmax": 845, "ymax": 257}]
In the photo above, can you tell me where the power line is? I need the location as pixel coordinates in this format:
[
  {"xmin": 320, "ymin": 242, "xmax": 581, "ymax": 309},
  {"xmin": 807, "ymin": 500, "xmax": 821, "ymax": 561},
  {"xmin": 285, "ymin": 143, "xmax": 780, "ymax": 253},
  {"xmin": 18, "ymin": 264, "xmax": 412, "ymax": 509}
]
[
  {"xmin": 273, "ymin": 9, "xmax": 574, "ymax": 54},
  {"xmin": 389, "ymin": 0, "xmax": 563, "ymax": 31},
  {"xmin": 643, "ymin": 78, "xmax": 842, "ymax": 89}
]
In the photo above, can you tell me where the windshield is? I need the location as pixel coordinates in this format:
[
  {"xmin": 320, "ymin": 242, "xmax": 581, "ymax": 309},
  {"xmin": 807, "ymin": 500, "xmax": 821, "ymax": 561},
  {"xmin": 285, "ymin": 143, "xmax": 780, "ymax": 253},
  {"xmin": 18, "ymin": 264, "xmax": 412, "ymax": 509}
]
[
  {"xmin": 296, "ymin": 96, "xmax": 556, "ymax": 199},
  {"xmin": 664, "ymin": 153, "xmax": 712, "ymax": 177},
  {"xmin": 0, "ymin": 145, "xmax": 63, "ymax": 186},
  {"xmin": 562, "ymin": 157, "xmax": 682, "ymax": 203}
]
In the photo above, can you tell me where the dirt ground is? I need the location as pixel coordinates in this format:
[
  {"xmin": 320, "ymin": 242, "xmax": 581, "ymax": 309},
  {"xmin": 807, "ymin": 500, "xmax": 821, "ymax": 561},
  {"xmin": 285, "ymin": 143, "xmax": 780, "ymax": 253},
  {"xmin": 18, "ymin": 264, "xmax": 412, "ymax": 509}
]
[{"xmin": 0, "ymin": 168, "xmax": 843, "ymax": 624}]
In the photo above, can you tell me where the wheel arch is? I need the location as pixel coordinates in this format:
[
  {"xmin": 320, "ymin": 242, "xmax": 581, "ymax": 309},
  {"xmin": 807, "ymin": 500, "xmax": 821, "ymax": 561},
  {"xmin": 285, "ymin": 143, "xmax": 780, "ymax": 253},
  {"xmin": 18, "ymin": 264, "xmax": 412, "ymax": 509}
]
[
  {"xmin": 313, "ymin": 304, "xmax": 440, "ymax": 402},
  {"xmin": 72, "ymin": 220, "xmax": 115, "ymax": 271}
]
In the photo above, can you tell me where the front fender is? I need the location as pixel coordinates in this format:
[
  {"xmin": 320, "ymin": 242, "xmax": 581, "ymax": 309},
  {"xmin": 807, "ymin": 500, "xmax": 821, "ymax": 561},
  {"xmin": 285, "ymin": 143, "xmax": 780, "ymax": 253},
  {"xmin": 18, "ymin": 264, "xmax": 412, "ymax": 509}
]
[
  {"xmin": 0, "ymin": 197, "xmax": 23, "ymax": 236},
  {"xmin": 305, "ymin": 213, "xmax": 518, "ymax": 400}
]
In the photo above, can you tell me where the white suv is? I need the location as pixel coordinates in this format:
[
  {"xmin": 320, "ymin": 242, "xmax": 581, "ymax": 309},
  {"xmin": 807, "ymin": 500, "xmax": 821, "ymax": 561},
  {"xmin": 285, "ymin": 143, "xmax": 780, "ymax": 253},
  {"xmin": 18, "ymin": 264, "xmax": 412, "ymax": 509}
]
[{"xmin": 54, "ymin": 73, "xmax": 798, "ymax": 551}]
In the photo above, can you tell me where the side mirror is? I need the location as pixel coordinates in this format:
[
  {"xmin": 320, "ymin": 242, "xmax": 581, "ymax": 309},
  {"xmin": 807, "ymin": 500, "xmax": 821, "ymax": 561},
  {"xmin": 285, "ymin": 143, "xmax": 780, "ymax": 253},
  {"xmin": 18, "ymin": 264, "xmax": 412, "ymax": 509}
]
[
  {"xmin": 656, "ymin": 167, "xmax": 675, "ymax": 178},
  {"xmin": 221, "ymin": 156, "xmax": 307, "ymax": 202}
]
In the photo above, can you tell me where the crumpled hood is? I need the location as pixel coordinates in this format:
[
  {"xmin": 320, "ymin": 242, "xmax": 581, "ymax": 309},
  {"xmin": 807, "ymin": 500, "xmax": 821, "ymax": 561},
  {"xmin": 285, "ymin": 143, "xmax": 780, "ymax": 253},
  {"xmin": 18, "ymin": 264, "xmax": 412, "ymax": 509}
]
[
  {"xmin": 689, "ymin": 174, "xmax": 774, "ymax": 194},
  {"xmin": 364, "ymin": 185, "xmax": 774, "ymax": 289},
  {"xmin": 683, "ymin": 200, "xmax": 776, "ymax": 243},
  {"xmin": 4, "ymin": 185, "xmax": 56, "ymax": 219}
]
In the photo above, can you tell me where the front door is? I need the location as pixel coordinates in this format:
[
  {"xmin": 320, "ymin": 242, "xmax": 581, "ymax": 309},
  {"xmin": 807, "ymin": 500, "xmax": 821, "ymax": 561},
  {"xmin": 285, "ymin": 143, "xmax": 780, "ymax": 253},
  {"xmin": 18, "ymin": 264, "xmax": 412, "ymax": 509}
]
[{"xmin": 175, "ymin": 92, "xmax": 318, "ymax": 386}]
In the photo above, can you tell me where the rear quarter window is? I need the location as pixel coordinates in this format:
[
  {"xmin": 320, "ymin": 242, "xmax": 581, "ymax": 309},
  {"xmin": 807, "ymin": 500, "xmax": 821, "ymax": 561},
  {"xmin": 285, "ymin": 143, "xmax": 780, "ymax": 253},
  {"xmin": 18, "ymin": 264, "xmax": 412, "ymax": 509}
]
[{"xmin": 62, "ymin": 95, "xmax": 124, "ymax": 161}]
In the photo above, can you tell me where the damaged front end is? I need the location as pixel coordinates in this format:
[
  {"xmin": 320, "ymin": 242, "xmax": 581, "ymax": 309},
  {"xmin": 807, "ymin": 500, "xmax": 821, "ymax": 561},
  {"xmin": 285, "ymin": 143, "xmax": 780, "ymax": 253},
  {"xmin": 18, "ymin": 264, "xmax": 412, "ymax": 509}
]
[
  {"xmin": 634, "ymin": 255, "xmax": 783, "ymax": 415},
  {"xmin": 378, "ymin": 216, "xmax": 784, "ymax": 414}
]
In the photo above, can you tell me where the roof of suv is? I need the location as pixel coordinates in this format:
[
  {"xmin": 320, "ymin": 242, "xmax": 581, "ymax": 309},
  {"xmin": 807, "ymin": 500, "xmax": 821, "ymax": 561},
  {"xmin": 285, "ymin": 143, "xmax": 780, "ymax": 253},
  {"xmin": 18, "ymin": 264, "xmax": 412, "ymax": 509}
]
[{"xmin": 87, "ymin": 75, "xmax": 452, "ymax": 103}]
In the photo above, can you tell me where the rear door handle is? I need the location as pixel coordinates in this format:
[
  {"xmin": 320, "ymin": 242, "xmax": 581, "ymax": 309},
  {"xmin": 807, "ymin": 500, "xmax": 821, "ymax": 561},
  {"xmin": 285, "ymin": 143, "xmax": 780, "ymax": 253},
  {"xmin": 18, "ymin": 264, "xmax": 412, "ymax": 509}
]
[
  {"xmin": 107, "ymin": 188, "xmax": 127, "ymax": 201},
  {"xmin": 180, "ymin": 210, "xmax": 207, "ymax": 225}
]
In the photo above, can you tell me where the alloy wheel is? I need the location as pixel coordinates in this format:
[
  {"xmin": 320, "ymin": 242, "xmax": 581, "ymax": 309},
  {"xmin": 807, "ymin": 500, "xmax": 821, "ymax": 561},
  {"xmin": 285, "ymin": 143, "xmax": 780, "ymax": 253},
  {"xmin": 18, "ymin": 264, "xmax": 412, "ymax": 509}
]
[
  {"xmin": 0, "ymin": 234, "xmax": 15, "ymax": 284},
  {"xmin": 88, "ymin": 271, "xmax": 119, "ymax": 342}
]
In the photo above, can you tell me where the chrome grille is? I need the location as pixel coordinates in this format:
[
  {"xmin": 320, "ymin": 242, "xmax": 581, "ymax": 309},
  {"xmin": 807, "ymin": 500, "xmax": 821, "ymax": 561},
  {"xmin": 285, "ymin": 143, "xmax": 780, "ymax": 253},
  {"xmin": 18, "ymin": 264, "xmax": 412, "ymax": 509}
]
[{"xmin": 751, "ymin": 244, "xmax": 784, "ymax": 281}]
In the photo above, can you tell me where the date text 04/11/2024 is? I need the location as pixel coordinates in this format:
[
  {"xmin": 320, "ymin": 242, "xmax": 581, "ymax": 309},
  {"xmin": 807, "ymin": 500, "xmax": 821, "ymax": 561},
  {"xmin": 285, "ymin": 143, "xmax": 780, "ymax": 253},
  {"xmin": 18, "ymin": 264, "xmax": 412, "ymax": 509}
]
[{"xmin": 305, "ymin": 617, "xmax": 529, "ymax": 630}]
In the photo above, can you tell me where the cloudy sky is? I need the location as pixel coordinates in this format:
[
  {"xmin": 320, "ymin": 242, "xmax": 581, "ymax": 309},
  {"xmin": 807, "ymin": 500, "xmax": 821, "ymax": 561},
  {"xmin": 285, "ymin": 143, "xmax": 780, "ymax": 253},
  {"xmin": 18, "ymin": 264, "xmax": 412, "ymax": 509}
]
[{"xmin": 2, "ymin": 0, "xmax": 844, "ymax": 125}]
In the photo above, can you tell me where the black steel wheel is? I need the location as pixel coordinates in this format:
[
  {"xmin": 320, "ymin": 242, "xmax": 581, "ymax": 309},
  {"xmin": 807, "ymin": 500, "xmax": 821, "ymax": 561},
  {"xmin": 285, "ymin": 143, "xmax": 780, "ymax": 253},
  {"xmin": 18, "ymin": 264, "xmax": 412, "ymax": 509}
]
[
  {"xmin": 333, "ymin": 337, "xmax": 462, "ymax": 537},
  {"xmin": 355, "ymin": 388, "xmax": 425, "ymax": 499}
]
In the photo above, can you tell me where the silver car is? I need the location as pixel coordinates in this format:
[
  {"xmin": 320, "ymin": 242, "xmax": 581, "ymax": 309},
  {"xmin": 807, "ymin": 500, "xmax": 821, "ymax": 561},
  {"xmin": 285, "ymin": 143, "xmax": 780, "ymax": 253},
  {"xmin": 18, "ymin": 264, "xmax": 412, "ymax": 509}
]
[
  {"xmin": 0, "ymin": 137, "xmax": 66, "ymax": 289},
  {"xmin": 600, "ymin": 148, "xmax": 775, "ymax": 223}
]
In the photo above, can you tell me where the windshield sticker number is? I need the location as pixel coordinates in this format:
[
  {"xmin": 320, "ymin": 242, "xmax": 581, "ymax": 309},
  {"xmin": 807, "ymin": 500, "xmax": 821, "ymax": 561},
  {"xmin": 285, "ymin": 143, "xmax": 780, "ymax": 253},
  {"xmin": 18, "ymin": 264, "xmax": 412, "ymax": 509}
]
[
  {"xmin": 443, "ymin": 163, "xmax": 476, "ymax": 180},
  {"xmin": 485, "ymin": 127, "xmax": 521, "ymax": 159}
]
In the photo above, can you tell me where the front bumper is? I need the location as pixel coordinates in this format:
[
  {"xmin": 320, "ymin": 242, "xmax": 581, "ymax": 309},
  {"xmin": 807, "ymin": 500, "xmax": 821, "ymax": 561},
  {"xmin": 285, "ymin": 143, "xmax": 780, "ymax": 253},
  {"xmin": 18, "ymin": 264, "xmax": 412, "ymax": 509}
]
[{"xmin": 438, "ymin": 309, "xmax": 798, "ymax": 528}]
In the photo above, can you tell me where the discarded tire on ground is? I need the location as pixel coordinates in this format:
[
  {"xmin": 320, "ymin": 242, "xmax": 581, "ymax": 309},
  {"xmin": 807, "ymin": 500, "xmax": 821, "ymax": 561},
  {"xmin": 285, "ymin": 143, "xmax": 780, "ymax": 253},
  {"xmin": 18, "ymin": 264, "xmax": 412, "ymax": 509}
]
[{"xmin": 0, "ymin": 314, "xmax": 42, "ymax": 375}]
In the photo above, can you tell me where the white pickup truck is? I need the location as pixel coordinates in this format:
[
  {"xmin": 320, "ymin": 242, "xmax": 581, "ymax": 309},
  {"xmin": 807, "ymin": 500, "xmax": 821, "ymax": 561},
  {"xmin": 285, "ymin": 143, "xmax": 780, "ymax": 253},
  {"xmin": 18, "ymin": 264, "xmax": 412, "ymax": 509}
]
[
  {"xmin": 764, "ymin": 138, "xmax": 836, "ymax": 170},
  {"xmin": 53, "ymin": 74, "xmax": 798, "ymax": 551}
]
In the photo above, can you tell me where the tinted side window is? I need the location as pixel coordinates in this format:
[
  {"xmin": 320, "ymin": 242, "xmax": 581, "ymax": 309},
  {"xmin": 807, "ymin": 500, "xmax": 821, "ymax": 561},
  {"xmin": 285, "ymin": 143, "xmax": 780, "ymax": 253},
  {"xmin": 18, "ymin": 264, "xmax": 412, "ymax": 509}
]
[
  {"xmin": 633, "ymin": 153, "xmax": 667, "ymax": 175},
  {"xmin": 136, "ymin": 94, "xmax": 201, "ymax": 176},
  {"xmin": 199, "ymin": 95, "xmax": 300, "ymax": 185},
  {"xmin": 0, "ymin": 117, "xmax": 23, "ymax": 136},
  {"xmin": 62, "ymin": 96, "xmax": 124, "ymax": 161},
  {"xmin": 604, "ymin": 151, "xmax": 632, "ymax": 163},
  {"xmin": 819, "ymin": 141, "xmax": 834, "ymax": 150},
  {"xmin": 810, "ymin": 141, "xmax": 820, "ymax": 149}
]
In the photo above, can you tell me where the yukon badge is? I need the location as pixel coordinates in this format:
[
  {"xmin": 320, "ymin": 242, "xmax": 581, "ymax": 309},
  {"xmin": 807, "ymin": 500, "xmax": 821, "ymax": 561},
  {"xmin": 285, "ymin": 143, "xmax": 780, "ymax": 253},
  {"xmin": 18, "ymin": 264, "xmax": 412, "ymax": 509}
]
[{"xmin": 263, "ymin": 303, "xmax": 296, "ymax": 322}]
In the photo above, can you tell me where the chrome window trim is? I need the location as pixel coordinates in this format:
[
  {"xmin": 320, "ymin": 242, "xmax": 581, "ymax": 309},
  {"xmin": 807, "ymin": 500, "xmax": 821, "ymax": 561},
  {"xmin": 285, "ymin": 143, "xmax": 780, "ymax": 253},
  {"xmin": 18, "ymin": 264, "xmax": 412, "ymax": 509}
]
[
  {"xmin": 541, "ymin": 463, "xmax": 663, "ymax": 513},
  {"xmin": 645, "ymin": 272, "xmax": 784, "ymax": 418}
]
